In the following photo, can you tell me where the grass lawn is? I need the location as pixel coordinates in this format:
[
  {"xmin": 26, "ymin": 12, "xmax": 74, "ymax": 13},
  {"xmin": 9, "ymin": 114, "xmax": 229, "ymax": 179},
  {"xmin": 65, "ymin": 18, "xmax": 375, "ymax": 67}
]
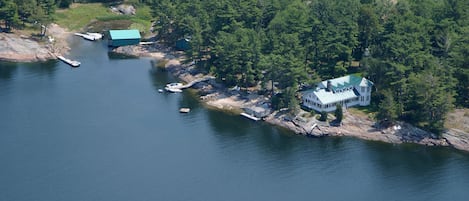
[
  {"xmin": 54, "ymin": 3, "xmax": 153, "ymax": 35},
  {"xmin": 445, "ymin": 108, "xmax": 469, "ymax": 132},
  {"xmin": 347, "ymin": 106, "xmax": 377, "ymax": 120}
]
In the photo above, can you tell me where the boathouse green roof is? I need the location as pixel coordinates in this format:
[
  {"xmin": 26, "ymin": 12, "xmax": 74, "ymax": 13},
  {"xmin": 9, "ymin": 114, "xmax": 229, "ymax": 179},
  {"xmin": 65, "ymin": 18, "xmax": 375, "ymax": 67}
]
[{"xmin": 109, "ymin": 29, "xmax": 141, "ymax": 40}]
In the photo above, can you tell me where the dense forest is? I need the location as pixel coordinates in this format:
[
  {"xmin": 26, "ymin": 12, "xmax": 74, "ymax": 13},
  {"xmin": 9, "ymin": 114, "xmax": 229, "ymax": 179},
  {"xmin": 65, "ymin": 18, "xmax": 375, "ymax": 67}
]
[
  {"xmin": 149, "ymin": 0, "xmax": 468, "ymax": 134},
  {"xmin": 1, "ymin": 0, "xmax": 468, "ymax": 134}
]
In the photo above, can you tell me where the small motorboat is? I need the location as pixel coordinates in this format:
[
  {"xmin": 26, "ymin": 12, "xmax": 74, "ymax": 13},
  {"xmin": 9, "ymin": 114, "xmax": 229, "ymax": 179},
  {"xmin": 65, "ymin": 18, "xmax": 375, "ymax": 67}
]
[
  {"xmin": 165, "ymin": 83, "xmax": 183, "ymax": 88},
  {"xmin": 179, "ymin": 108, "xmax": 190, "ymax": 113},
  {"xmin": 165, "ymin": 87, "xmax": 182, "ymax": 93}
]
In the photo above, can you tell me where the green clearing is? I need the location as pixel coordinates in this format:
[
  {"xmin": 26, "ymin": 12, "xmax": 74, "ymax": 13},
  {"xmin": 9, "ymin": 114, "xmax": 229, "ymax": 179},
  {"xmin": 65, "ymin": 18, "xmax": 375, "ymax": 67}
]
[
  {"xmin": 54, "ymin": 3, "xmax": 152, "ymax": 35},
  {"xmin": 347, "ymin": 106, "xmax": 377, "ymax": 120}
]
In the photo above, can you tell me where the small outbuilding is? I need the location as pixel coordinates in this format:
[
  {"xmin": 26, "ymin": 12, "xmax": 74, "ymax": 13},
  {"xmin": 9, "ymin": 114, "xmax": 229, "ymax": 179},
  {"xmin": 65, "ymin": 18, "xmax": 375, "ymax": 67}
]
[{"xmin": 108, "ymin": 29, "xmax": 141, "ymax": 47}]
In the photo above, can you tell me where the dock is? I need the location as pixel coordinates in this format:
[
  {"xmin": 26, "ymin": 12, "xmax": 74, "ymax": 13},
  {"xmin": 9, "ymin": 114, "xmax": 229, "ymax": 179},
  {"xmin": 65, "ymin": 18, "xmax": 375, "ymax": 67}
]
[
  {"xmin": 240, "ymin": 112, "xmax": 261, "ymax": 121},
  {"xmin": 57, "ymin": 55, "xmax": 80, "ymax": 67},
  {"xmin": 166, "ymin": 76, "xmax": 215, "ymax": 90},
  {"xmin": 139, "ymin": 41, "xmax": 156, "ymax": 45},
  {"xmin": 74, "ymin": 32, "xmax": 103, "ymax": 41}
]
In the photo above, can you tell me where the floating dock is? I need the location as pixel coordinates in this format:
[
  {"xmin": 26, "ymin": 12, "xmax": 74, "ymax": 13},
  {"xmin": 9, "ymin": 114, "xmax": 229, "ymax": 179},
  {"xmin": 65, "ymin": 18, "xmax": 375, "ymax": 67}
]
[{"xmin": 57, "ymin": 55, "xmax": 80, "ymax": 67}]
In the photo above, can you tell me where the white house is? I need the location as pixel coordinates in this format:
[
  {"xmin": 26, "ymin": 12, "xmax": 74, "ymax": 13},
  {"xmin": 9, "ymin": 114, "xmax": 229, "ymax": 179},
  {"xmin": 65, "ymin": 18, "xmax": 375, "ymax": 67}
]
[{"xmin": 302, "ymin": 75, "xmax": 373, "ymax": 112}]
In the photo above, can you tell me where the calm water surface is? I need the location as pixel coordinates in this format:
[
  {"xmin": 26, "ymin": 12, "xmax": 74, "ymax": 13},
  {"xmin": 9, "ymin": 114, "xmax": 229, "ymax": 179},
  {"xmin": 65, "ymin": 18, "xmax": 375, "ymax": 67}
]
[{"xmin": 1, "ymin": 38, "xmax": 469, "ymax": 201}]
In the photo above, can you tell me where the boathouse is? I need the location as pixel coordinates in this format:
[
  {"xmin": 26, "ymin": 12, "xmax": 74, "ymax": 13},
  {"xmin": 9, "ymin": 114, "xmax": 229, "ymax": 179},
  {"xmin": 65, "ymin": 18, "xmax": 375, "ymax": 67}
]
[
  {"xmin": 108, "ymin": 29, "xmax": 141, "ymax": 47},
  {"xmin": 302, "ymin": 75, "xmax": 373, "ymax": 112}
]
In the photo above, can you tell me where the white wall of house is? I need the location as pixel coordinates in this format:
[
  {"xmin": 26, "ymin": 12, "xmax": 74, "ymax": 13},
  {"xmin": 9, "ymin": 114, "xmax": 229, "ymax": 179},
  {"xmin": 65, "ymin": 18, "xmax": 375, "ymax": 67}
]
[
  {"xmin": 303, "ymin": 93, "xmax": 361, "ymax": 112},
  {"xmin": 356, "ymin": 85, "xmax": 372, "ymax": 106}
]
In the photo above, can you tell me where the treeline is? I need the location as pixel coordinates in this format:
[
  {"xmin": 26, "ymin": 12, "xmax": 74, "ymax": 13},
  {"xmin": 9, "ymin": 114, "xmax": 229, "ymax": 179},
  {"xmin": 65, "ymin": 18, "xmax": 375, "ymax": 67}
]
[
  {"xmin": 0, "ymin": 0, "xmax": 72, "ymax": 30},
  {"xmin": 149, "ymin": 0, "xmax": 468, "ymax": 134}
]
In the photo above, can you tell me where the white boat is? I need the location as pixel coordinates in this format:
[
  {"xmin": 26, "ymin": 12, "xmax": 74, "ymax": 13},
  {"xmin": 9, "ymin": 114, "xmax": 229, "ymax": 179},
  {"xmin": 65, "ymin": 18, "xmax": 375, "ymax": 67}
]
[
  {"xmin": 57, "ymin": 55, "xmax": 80, "ymax": 67},
  {"xmin": 86, "ymin": 32, "xmax": 103, "ymax": 40},
  {"xmin": 165, "ymin": 87, "xmax": 182, "ymax": 93},
  {"xmin": 158, "ymin": 89, "xmax": 164, "ymax": 93},
  {"xmin": 74, "ymin": 32, "xmax": 103, "ymax": 41},
  {"xmin": 179, "ymin": 108, "xmax": 190, "ymax": 113},
  {"xmin": 165, "ymin": 83, "xmax": 183, "ymax": 88}
]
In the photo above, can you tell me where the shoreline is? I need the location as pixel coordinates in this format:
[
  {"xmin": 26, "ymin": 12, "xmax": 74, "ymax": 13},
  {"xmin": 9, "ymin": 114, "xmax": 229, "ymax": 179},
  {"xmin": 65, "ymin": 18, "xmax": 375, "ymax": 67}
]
[
  {"xmin": 0, "ymin": 24, "xmax": 71, "ymax": 62},
  {"xmin": 4, "ymin": 24, "xmax": 468, "ymax": 152},
  {"xmin": 113, "ymin": 43, "xmax": 469, "ymax": 153}
]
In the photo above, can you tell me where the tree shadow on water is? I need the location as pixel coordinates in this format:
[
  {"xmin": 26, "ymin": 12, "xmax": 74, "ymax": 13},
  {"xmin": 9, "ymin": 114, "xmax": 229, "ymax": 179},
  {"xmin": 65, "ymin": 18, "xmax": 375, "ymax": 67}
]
[{"xmin": 0, "ymin": 62, "xmax": 18, "ymax": 80}]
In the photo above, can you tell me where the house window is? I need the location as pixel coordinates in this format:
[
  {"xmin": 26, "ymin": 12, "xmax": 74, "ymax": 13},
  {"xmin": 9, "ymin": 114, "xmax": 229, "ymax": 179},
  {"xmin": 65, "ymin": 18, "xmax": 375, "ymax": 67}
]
[{"xmin": 367, "ymin": 87, "xmax": 370, "ymax": 92}]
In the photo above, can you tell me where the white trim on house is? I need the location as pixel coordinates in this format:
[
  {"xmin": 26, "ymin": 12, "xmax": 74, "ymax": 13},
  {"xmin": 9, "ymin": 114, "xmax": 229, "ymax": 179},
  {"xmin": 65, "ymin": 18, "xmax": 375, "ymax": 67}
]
[{"xmin": 302, "ymin": 75, "xmax": 373, "ymax": 112}]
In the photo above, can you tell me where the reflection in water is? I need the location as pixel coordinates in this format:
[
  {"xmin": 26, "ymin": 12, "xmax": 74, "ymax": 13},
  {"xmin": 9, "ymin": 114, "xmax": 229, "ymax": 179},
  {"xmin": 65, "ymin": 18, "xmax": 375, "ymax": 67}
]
[
  {"xmin": 364, "ymin": 141, "xmax": 452, "ymax": 175},
  {"xmin": 0, "ymin": 62, "xmax": 18, "ymax": 79},
  {"xmin": 22, "ymin": 60, "xmax": 58, "ymax": 78},
  {"xmin": 148, "ymin": 66, "xmax": 173, "ymax": 91},
  {"xmin": 107, "ymin": 51, "xmax": 139, "ymax": 60}
]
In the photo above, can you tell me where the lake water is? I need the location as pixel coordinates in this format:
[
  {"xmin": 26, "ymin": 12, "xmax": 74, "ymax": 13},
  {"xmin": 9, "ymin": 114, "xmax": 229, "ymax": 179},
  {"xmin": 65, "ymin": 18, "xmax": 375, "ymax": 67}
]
[{"xmin": 1, "ymin": 38, "xmax": 469, "ymax": 201}]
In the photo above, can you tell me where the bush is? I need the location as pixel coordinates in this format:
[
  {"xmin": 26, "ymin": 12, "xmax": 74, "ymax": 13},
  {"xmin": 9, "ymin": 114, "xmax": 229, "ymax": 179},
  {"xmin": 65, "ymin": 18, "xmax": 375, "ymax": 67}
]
[
  {"xmin": 335, "ymin": 103, "xmax": 343, "ymax": 123},
  {"xmin": 319, "ymin": 111, "xmax": 328, "ymax": 121},
  {"xmin": 59, "ymin": 0, "xmax": 73, "ymax": 8}
]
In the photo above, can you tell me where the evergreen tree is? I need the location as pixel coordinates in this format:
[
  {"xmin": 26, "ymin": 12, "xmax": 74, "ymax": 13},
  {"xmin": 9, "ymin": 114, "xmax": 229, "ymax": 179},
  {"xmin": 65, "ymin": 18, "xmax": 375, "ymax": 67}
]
[
  {"xmin": 376, "ymin": 89, "xmax": 398, "ymax": 126},
  {"xmin": 334, "ymin": 103, "xmax": 343, "ymax": 124}
]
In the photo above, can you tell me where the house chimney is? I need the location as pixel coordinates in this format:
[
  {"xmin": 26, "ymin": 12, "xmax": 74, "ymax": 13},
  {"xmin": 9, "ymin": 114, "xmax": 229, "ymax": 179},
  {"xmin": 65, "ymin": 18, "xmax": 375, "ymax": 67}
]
[{"xmin": 326, "ymin": 80, "xmax": 332, "ymax": 92}]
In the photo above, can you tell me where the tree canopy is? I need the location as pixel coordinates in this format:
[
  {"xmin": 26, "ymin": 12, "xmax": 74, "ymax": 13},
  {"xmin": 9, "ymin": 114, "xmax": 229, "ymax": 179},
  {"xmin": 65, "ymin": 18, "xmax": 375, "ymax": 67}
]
[{"xmin": 148, "ymin": 0, "xmax": 468, "ymax": 134}]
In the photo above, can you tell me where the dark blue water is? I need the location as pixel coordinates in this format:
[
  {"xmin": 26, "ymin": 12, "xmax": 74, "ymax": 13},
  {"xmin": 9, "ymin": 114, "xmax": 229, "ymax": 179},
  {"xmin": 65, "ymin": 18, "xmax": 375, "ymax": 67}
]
[{"xmin": 1, "ymin": 38, "xmax": 469, "ymax": 201}]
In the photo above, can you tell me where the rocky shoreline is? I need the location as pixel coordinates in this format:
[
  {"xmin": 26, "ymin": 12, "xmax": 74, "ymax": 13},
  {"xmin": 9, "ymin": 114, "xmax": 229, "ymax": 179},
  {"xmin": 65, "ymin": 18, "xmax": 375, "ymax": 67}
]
[
  {"xmin": 115, "ymin": 43, "xmax": 469, "ymax": 152},
  {"xmin": 114, "ymin": 43, "xmax": 469, "ymax": 152},
  {"xmin": 0, "ymin": 24, "xmax": 70, "ymax": 62},
  {"xmin": 5, "ymin": 26, "xmax": 468, "ymax": 152}
]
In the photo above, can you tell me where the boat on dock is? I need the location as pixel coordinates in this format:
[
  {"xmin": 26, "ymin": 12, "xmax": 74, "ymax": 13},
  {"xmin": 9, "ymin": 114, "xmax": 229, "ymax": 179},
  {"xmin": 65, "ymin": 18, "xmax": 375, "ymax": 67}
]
[
  {"xmin": 165, "ymin": 83, "xmax": 184, "ymax": 93},
  {"xmin": 166, "ymin": 83, "xmax": 183, "ymax": 88},
  {"xmin": 57, "ymin": 55, "xmax": 80, "ymax": 67},
  {"xmin": 74, "ymin": 32, "xmax": 103, "ymax": 41},
  {"xmin": 165, "ymin": 87, "xmax": 183, "ymax": 93}
]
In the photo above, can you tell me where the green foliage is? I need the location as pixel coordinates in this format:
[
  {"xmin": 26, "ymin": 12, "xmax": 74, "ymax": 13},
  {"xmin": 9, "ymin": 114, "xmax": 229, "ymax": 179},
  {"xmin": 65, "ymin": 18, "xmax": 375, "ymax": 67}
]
[
  {"xmin": 376, "ymin": 89, "xmax": 398, "ymax": 126},
  {"xmin": 144, "ymin": 0, "xmax": 468, "ymax": 134},
  {"xmin": 0, "ymin": 0, "xmax": 19, "ymax": 30},
  {"xmin": 319, "ymin": 111, "xmax": 328, "ymax": 122},
  {"xmin": 58, "ymin": 0, "xmax": 72, "ymax": 8},
  {"xmin": 335, "ymin": 104, "xmax": 343, "ymax": 123}
]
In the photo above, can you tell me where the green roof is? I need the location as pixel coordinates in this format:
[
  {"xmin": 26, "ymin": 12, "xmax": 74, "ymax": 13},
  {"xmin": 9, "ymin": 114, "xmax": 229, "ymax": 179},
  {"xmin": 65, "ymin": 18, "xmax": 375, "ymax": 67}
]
[
  {"xmin": 320, "ymin": 75, "xmax": 372, "ymax": 92},
  {"xmin": 109, "ymin": 30, "xmax": 141, "ymax": 40}
]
